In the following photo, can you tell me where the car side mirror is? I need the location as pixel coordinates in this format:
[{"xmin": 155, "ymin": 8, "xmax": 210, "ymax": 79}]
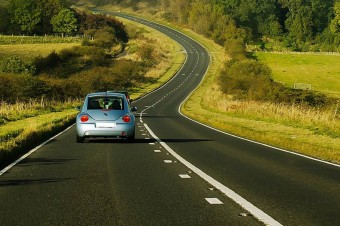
[{"xmin": 131, "ymin": 106, "xmax": 138, "ymax": 112}]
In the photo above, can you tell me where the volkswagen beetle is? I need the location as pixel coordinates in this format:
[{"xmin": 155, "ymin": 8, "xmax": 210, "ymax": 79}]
[{"xmin": 76, "ymin": 92, "xmax": 137, "ymax": 143}]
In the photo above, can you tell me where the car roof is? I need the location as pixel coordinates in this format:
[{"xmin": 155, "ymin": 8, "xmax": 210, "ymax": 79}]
[{"xmin": 87, "ymin": 92, "xmax": 126, "ymax": 98}]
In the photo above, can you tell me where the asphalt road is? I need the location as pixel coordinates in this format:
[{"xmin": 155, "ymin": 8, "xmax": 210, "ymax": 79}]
[{"xmin": 1, "ymin": 12, "xmax": 340, "ymax": 226}]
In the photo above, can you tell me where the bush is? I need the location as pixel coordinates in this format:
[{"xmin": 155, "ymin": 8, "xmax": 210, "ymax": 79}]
[
  {"xmin": 219, "ymin": 59, "xmax": 273, "ymax": 99},
  {"xmin": 224, "ymin": 39, "xmax": 247, "ymax": 60},
  {"xmin": 0, "ymin": 74, "xmax": 19, "ymax": 102},
  {"xmin": 0, "ymin": 57, "xmax": 36, "ymax": 75},
  {"xmin": 219, "ymin": 59, "xmax": 330, "ymax": 107},
  {"xmin": 76, "ymin": 11, "xmax": 129, "ymax": 43}
]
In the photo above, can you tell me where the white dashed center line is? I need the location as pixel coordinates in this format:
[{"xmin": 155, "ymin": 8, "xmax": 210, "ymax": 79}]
[
  {"xmin": 144, "ymin": 124, "xmax": 282, "ymax": 226},
  {"xmin": 179, "ymin": 174, "xmax": 191, "ymax": 179},
  {"xmin": 205, "ymin": 198, "xmax": 223, "ymax": 205}
]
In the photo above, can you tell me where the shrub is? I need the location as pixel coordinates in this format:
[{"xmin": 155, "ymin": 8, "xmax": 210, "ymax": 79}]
[
  {"xmin": 219, "ymin": 59, "xmax": 330, "ymax": 108},
  {"xmin": 224, "ymin": 39, "xmax": 247, "ymax": 60},
  {"xmin": 0, "ymin": 74, "xmax": 19, "ymax": 102},
  {"xmin": 76, "ymin": 11, "xmax": 128, "ymax": 43},
  {"xmin": 0, "ymin": 57, "xmax": 36, "ymax": 75},
  {"xmin": 219, "ymin": 59, "xmax": 272, "ymax": 99},
  {"xmin": 92, "ymin": 27, "xmax": 117, "ymax": 49}
]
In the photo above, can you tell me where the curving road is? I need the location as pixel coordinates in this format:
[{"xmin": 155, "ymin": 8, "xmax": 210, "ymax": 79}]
[{"xmin": 1, "ymin": 11, "xmax": 340, "ymax": 226}]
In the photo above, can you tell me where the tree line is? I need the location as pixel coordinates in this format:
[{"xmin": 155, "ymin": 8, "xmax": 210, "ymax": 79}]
[
  {"xmin": 98, "ymin": 0, "xmax": 340, "ymax": 52},
  {"xmin": 0, "ymin": 0, "xmax": 128, "ymax": 42},
  {"xmin": 96, "ymin": 0, "xmax": 337, "ymax": 108}
]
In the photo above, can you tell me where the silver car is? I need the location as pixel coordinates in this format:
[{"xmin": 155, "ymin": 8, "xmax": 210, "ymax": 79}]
[{"xmin": 76, "ymin": 92, "xmax": 137, "ymax": 143}]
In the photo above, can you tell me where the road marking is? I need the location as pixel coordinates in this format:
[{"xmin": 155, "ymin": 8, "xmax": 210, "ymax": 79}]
[
  {"xmin": 164, "ymin": 160, "xmax": 172, "ymax": 163},
  {"xmin": 205, "ymin": 198, "xmax": 223, "ymax": 205},
  {"xmin": 179, "ymin": 174, "xmax": 191, "ymax": 179},
  {"xmin": 144, "ymin": 123, "xmax": 282, "ymax": 226},
  {"xmin": 154, "ymin": 150, "xmax": 161, "ymax": 153}
]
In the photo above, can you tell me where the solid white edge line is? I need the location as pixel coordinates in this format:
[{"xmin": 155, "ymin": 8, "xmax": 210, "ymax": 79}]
[
  {"xmin": 144, "ymin": 123, "xmax": 282, "ymax": 226},
  {"xmin": 0, "ymin": 124, "xmax": 75, "ymax": 176},
  {"xmin": 178, "ymin": 97, "xmax": 340, "ymax": 168}
]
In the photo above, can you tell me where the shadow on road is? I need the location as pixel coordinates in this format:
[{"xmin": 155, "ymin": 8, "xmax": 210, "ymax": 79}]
[
  {"xmin": 86, "ymin": 138, "xmax": 213, "ymax": 144},
  {"xmin": 0, "ymin": 177, "xmax": 75, "ymax": 187},
  {"xmin": 19, "ymin": 158, "xmax": 77, "ymax": 167}
]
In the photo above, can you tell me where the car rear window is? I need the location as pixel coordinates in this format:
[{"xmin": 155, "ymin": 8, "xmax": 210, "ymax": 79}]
[{"xmin": 87, "ymin": 96, "xmax": 124, "ymax": 110}]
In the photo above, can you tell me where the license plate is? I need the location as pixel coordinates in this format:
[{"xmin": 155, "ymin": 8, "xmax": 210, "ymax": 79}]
[{"xmin": 96, "ymin": 122, "xmax": 116, "ymax": 128}]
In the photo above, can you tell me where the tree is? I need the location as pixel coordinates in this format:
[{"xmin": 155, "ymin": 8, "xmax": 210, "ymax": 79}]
[
  {"xmin": 9, "ymin": 0, "xmax": 42, "ymax": 34},
  {"xmin": 188, "ymin": 0, "xmax": 213, "ymax": 37},
  {"xmin": 331, "ymin": 1, "xmax": 340, "ymax": 33},
  {"xmin": 0, "ymin": 6, "xmax": 10, "ymax": 33},
  {"xmin": 51, "ymin": 8, "xmax": 77, "ymax": 37},
  {"xmin": 284, "ymin": 0, "xmax": 313, "ymax": 42},
  {"xmin": 7, "ymin": 0, "xmax": 72, "ymax": 34},
  {"xmin": 37, "ymin": 0, "xmax": 71, "ymax": 34}
]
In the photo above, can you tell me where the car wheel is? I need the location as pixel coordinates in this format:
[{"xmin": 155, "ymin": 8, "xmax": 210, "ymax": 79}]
[{"xmin": 76, "ymin": 135, "xmax": 85, "ymax": 143}]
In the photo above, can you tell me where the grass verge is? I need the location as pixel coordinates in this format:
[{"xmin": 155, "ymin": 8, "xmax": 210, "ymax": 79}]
[{"xmin": 0, "ymin": 109, "xmax": 77, "ymax": 168}]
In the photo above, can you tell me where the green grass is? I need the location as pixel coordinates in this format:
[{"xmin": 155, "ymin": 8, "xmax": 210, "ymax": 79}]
[
  {"xmin": 255, "ymin": 52, "xmax": 340, "ymax": 98},
  {"xmin": 0, "ymin": 35, "xmax": 82, "ymax": 45},
  {"xmin": 0, "ymin": 35, "xmax": 81, "ymax": 61},
  {"xmin": 0, "ymin": 43, "xmax": 80, "ymax": 61}
]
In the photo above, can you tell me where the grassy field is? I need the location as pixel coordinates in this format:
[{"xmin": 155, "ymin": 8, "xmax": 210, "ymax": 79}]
[
  {"xmin": 0, "ymin": 43, "xmax": 80, "ymax": 61},
  {"xmin": 255, "ymin": 52, "xmax": 340, "ymax": 98}
]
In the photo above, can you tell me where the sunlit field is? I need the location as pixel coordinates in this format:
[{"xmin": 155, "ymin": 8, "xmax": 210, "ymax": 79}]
[{"xmin": 255, "ymin": 52, "xmax": 340, "ymax": 98}]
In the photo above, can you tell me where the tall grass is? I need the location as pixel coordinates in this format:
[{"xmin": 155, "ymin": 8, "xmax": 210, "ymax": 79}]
[
  {"xmin": 202, "ymin": 86, "xmax": 339, "ymax": 138},
  {"xmin": 0, "ymin": 109, "xmax": 77, "ymax": 168},
  {"xmin": 0, "ymin": 35, "xmax": 82, "ymax": 45},
  {"xmin": 0, "ymin": 98, "xmax": 81, "ymax": 123},
  {"xmin": 0, "ymin": 99, "xmax": 80, "ymax": 168}
]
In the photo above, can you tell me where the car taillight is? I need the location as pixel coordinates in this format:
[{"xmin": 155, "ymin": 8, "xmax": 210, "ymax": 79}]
[
  {"xmin": 122, "ymin": 115, "xmax": 131, "ymax": 123},
  {"xmin": 80, "ymin": 115, "xmax": 89, "ymax": 122}
]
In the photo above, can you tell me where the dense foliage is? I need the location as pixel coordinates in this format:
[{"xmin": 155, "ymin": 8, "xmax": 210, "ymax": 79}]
[
  {"xmin": 98, "ymin": 0, "xmax": 340, "ymax": 52},
  {"xmin": 0, "ymin": 1, "xmax": 161, "ymax": 102},
  {"xmin": 0, "ymin": 0, "xmax": 128, "ymax": 42},
  {"xmin": 96, "ymin": 0, "xmax": 338, "ymax": 108}
]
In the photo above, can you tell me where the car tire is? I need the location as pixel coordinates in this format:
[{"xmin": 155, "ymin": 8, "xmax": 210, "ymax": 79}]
[{"xmin": 76, "ymin": 135, "xmax": 85, "ymax": 143}]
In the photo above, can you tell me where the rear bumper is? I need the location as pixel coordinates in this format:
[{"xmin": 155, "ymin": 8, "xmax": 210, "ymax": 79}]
[{"xmin": 76, "ymin": 122, "xmax": 135, "ymax": 138}]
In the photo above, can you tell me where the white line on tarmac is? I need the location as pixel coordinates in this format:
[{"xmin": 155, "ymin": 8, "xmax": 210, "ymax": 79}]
[
  {"xmin": 0, "ymin": 124, "xmax": 75, "ymax": 176},
  {"xmin": 144, "ymin": 123, "xmax": 283, "ymax": 226}
]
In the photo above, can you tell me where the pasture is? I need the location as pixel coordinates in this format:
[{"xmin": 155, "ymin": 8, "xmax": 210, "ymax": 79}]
[
  {"xmin": 254, "ymin": 52, "xmax": 340, "ymax": 98},
  {"xmin": 0, "ymin": 35, "xmax": 81, "ymax": 61}
]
